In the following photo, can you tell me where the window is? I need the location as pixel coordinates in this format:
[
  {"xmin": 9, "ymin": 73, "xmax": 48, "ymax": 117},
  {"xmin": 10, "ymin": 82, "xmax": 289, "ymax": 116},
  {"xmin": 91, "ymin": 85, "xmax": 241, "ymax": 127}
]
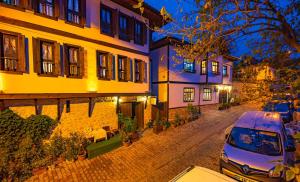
[
  {"xmin": 67, "ymin": 46, "xmax": 80, "ymax": 77},
  {"xmin": 38, "ymin": 0, "xmax": 54, "ymax": 17},
  {"xmin": 67, "ymin": 0, "xmax": 80, "ymax": 24},
  {"xmin": 212, "ymin": 61, "xmax": 219, "ymax": 74},
  {"xmin": 118, "ymin": 56, "xmax": 127, "ymax": 81},
  {"xmin": 33, "ymin": 38, "xmax": 60, "ymax": 76},
  {"xmin": 203, "ymin": 88, "xmax": 212, "ymax": 101},
  {"xmin": 2, "ymin": 0, "xmax": 18, "ymax": 6},
  {"xmin": 97, "ymin": 51, "xmax": 114, "ymax": 80},
  {"xmin": 201, "ymin": 60, "xmax": 207, "ymax": 75},
  {"xmin": 183, "ymin": 59, "xmax": 195, "ymax": 73},
  {"xmin": 183, "ymin": 88, "xmax": 195, "ymax": 102},
  {"xmin": 119, "ymin": 14, "xmax": 130, "ymax": 41},
  {"xmin": 134, "ymin": 21, "xmax": 142, "ymax": 45},
  {"xmin": 0, "ymin": 34, "xmax": 18, "ymax": 71},
  {"xmin": 135, "ymin": 59, "xmax": 143, "ymax": 82},
  {"xmin": 223, "ymin": 65, "xmax": 228, "ymax": 76},
  {"xmin": 41, "ymin": 41, "xmax": 54, "ymax": 74},
  {"xmin": 100, "ymin": 5, "xmax": 112, "ymax": 35}
]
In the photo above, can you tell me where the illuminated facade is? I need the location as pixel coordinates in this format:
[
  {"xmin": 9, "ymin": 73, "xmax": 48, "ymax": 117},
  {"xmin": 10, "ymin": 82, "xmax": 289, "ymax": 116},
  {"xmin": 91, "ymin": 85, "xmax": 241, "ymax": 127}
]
[
  {"xmin": 150, "ymin": 37, "xmax": 235, "ymax": 120},
  {"xmin": 0, "ymin": 0, "xmax": 163, "ymax": 136}
]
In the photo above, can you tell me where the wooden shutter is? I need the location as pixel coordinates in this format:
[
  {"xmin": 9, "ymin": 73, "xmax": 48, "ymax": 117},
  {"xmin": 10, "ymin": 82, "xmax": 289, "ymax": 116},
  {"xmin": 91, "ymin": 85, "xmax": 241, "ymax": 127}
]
[
  {"xmin": 144, "ymin": 62, "xmax": 147, "ymax": 83},
  {"xmin": 107, "ymin": 54, "xmax": 113, "ymax": 80},
  {"xmin": 143, "ymin": 23, "xmax": 147, "ymax": 45},
  {"xmin": 32, "ymin": 37, "xmax": 41, "ymax": 74},
  {"xmin": 125, "ymin": 57, "xmax": 131, "ymax": 81},
  {"xmin": 54, "ymin": 42, "xmax": 61, "ymax": 76},
  {"xmin": 17, "ymin": 34, "xmax": 26, "ymax": 73},
  {"xmin": 141, "ymin": 61, "xmax": 145, "ymax": 82},
  {"xmin": 80, "ymin": 0, "xmax": 86, "ymax": 26},
  {"xmin": 54, "ymin": 0, "xmax": 60, "ymax": 18},
  {"xmin": 128, "ymin": 17, "xmax": 134, "ymax": 40},
  {"xmin": 96, "ymin": 51, "xmax": 100, "ymax": 78},
  {"xmin": 61, "ymin": 0, "xmax": 66, "ymax": 19},
  {"xmin": 63, "ymin": 45, "xmax": 69, "ymax": 76},
  {"xmin": 112, "ymin": 55, "xmax": 116, "ymax": 80},
  {"xmin": 112, "ymin": 9, "xmax": 118, "ymax": 36},
  {"xmin": 32, "ymin": 0, "xmax": 37, "ymax": 11},
  {"xmin": 130, "ymin": 59, "xmax": 133, "ymax": 82},
  {"xmin": 79, "ymin": 47, "xmax": 85, "ymax": 78}
]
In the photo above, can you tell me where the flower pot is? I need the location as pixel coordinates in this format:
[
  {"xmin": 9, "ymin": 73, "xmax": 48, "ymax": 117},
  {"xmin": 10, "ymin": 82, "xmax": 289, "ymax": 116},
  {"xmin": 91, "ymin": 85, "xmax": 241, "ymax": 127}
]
[
  {"xmin": 123, "ymin": 141, "xmax": 131, "ymax": 147},
  {"xmin": 54, "ymin": 157, "xmax": 65, "ymax": 165},
  {"xmin": 87, "ymin": 137, "xmax": 94, "ymax": 143},
  {"xmin": 77, "ymin": 154, "xmax": 86, "ymax": 161},
  {"xmin": 32, "ymin": 167, "xmax": 47, "ymax": 176},
  {"xmin": 153, "ymin": 125, "xmax": 163, "ymax": 134},
  {"xmin": 130, "ymin": 132, "xmax": 139, "ymax": 142}
]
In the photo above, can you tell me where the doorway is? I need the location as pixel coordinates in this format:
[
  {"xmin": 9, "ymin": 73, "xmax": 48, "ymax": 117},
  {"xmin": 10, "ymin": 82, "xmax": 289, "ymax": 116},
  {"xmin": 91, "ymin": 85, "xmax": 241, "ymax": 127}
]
[{"xmin": 119, "ymin": 102, "xmax": 144, "ymax": 129}]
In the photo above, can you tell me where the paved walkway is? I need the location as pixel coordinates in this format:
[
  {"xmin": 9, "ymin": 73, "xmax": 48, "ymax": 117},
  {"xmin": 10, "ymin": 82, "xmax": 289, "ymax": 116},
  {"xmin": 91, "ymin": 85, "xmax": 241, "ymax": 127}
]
[{"xmin": 28, "ymin": 104, "xmax": 258, "ymax": 182}]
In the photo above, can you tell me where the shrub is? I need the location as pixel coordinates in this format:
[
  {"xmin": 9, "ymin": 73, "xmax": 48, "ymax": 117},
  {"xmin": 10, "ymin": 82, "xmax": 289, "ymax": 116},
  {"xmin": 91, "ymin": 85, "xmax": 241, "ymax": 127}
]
[
  {"xmin": 0, "ymin": 110, "xmax": 56, "ymax": 181},
  {"xmin": 25, "ymin": 115, "xmax": 56, "ymax": 145},
  {"xmin": 174, "ymin": 113, "xmax": 181, "ymax": 127},
  {"xmin": 146, "ymin": 120, "xmax": 153, "ymax": 128},
  {"xmin": 163, "ymin": 121, "xmax": 171, "ymax": 129},
  {"xmin": 49, "ymin": 132, "xmax": 66, "ymax": 159}
]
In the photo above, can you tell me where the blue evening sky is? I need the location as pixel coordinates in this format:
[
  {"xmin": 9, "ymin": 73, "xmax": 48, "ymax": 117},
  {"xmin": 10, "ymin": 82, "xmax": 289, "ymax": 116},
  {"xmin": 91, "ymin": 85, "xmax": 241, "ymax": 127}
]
[{"xmin": 145, "ymin": 0, "xmax": 256, "ymax": 57}]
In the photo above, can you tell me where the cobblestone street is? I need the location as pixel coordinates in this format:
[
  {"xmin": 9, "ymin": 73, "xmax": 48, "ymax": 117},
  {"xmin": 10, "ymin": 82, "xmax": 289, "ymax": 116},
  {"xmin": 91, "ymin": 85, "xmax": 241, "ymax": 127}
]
[{"xmin": 28, "ymin": 104, "xmax": 258, "ymax": 182}]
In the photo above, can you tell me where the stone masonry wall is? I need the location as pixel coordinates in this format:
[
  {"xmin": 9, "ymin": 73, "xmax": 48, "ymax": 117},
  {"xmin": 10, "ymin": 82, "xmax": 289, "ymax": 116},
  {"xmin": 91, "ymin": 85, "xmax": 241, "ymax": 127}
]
[{"xmin": 11, "ymin": 102, "xmax": 118, "ymax": 138}]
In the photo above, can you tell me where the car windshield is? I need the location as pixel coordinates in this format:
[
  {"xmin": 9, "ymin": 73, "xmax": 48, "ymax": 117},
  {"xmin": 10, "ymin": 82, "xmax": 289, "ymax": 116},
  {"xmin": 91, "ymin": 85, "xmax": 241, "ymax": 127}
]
[
  {"xmin": 274, "ymin": 104, "xmax": 289, "ymax": 112},
  {"xmin": 227, "ymin": 127, "xmax": 281, "ymax": 156}
]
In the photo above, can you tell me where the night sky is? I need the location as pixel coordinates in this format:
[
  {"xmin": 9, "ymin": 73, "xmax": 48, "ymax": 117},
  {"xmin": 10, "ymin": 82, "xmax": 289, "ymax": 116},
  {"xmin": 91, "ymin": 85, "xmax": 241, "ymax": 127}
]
[{"xmin": 145, "ymin": 0, "xmax": 261, "ymax": 58}]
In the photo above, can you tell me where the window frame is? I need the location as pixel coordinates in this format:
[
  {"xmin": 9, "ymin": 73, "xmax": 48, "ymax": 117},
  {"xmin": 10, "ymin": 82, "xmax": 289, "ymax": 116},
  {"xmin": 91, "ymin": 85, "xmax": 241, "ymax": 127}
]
[
  {"xmin": 100, "ymin": 4, "xmax": 113, "ymax": 36},
  {"xmin": 223, "ymin": 65, "xmax": 228, "ymax": 77},
  {"xmin": 36, "ymin": 0, "xmax": 56, "ymax": 18},
  {"xmin": 203, "ymin": 88, "xmax": 212, "ymax": 101},
  {"xmin": 97, "ymin": 51, "xmax": 110, "ymax": 80},
  {"xmin": 0, "ymin": 0, "xmax": 25, "ymax": 10},
  {"xmin": 134, "ymin": 20, "xmax": 143, "ymax": 45},
  {"xmin": 212, "ymin": 61, "xmax": 220, "ymax": 75},
  {"xmin": 183, "ymin": 87, "xmax": 195, "ymax": 102},
  {"xmin": 118, "ymin": 55, "xmax": 127, "ymax": 81},
  {"xmin": 66, "ymin": 0, "xmax": 81, "ymax": 25},
  {"xmin": 0, "ymin": 32, "xmax": 18, "ymax": 72},
  {"xmin": 134, "ymin": 59, "xmax": 143, "ymax": 83},
  {"xmin": 40, "ymin": 40, "xmax": 55, "ymax": 75},
  {"xmin": 183, "ymin": 58, "xmax": 196, "ymax": 73},
  {"xmin": 201, "ymin": 60, "xmax": 207, "ymax": 75},
  {"xmin": 65, "ymin": 44, "xmax": 81, "ymax": 78},
  {"xmin": 118, "ymin": 12, "xmax": 130, "ymax": 42}
]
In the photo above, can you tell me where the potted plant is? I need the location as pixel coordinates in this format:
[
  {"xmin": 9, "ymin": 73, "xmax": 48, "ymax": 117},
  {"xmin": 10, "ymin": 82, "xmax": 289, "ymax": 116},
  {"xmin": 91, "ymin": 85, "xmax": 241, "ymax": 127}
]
[
  {"xmin": 173, "ymin": 113, "xmax": 181, "ymax": 127},
  {"xmin": 49, "ymin": 132, "xmax": 66, "ymax": 165},
  {"xmin": 121, "ymin": 131, "xmax": 131, "ymax": 147},
  {"xmin": 146, "ymin": 120, "xmax": 154, "ymax": 128},
  {"xmin": 77, "ymin": 135, "xmax": 90, "ymax": 161},
  {"xmin": 153, "ymin": 112, "xmax": 163, "ymax": 134},
  {"xmin": 163, "ymin": 120, "xmax": 171, "ymax": 130}
]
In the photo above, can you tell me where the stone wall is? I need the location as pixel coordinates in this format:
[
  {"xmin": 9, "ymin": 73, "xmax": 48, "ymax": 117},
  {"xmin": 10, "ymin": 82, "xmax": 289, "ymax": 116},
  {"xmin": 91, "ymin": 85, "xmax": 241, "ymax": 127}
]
[
  {"xmin": 11, "ymin": 99, "xmax": 152, "ymax": 137},
  {"xmin": 169, "ymin": 106, "xmax": 201, "ymax": 121},
  {"xmin": 11, "ymin": 102, "xmax": 118, "ymax": 137}
]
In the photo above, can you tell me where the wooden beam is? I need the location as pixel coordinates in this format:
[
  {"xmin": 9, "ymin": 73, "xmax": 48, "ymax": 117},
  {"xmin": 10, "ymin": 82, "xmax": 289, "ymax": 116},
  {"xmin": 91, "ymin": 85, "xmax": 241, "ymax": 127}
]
[
  {"xmin": 0, "ymin": 92, "xmax": 149, "ymax": 100},
  {"xmin": 34, "ymin": 99, "xmax": 43, "ymax": 115},
  {"xmin": 57, "ymin": 99, "xmax": 64, "ymax": 121},
  {"xmin": 88, "ymin": 98, "xmax": 96, "ymax": 117}
]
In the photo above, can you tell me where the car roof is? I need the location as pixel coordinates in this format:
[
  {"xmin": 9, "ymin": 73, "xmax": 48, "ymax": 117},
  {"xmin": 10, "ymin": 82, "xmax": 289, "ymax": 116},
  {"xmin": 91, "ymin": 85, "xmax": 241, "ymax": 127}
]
[
  {"xmin": 170, "ymin": 166, "xmax": 236, "ymax": 182},
  {"xmin": 234, "ymin": 111, "xmax": 283, "ymax": 133}
]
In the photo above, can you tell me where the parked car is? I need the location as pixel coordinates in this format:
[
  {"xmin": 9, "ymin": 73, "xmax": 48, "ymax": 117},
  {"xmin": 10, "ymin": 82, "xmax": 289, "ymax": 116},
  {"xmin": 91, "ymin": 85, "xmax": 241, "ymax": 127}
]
[
  {"xmin": 170, "ymin": 166, "xmax": 236, "ymax": 182},
  {"xmin": 293, "ymin": 107, "xmax": 300, "ymax": 121},
  {"xmin": 220, "ymin": 111, "xmax": 295, "ymax": 182},
  {"xmin": 263, "ymin": 101, "xmax": 294, "ymax": 123}
]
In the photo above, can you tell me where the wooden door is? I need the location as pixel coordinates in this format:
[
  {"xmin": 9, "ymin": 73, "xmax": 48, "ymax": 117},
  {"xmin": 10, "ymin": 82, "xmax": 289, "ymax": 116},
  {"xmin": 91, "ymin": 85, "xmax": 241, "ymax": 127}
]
[
  {"xmin": 120, "ymin": 103, "xmax": 133, "ymax": 117},
  {"xmin": 134, "ymin": 102, "xmax": 144, "ymax": 129}
]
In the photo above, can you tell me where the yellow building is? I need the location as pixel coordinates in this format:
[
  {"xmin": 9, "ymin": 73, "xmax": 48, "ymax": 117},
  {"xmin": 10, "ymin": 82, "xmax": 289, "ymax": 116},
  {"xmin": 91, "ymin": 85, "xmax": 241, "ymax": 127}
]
[{"xmin": 0, "ymin": 0, "xmax": 163, "ymax": 137}]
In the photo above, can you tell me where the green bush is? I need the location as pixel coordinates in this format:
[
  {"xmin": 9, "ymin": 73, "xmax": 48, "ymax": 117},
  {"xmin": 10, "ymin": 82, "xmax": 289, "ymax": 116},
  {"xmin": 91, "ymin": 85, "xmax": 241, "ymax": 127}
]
[
  {"xmin": 25, "ymin": 115, "xmax": 56, "ymax": 145},
  {"xmin": 174, "ymin": 113, "xmax": 181, "ymax": 127},
  {"xmin": 0, "ymin": 109, "xmax": 56, "ymax": 181}
]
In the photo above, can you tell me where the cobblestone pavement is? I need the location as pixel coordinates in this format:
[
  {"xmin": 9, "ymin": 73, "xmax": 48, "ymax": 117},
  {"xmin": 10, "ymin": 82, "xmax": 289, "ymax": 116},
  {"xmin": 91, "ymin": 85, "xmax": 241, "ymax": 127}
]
[{"xmin": 28, "ymin": 104, "xmax": 258, "ymax": 182}]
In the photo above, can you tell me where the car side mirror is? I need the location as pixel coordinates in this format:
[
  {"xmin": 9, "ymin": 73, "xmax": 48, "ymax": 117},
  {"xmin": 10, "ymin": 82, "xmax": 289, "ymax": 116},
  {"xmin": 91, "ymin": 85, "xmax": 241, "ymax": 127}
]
[{"xmin": 225, "ymin": 134, "xmax": 229, "ymax": 140}]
